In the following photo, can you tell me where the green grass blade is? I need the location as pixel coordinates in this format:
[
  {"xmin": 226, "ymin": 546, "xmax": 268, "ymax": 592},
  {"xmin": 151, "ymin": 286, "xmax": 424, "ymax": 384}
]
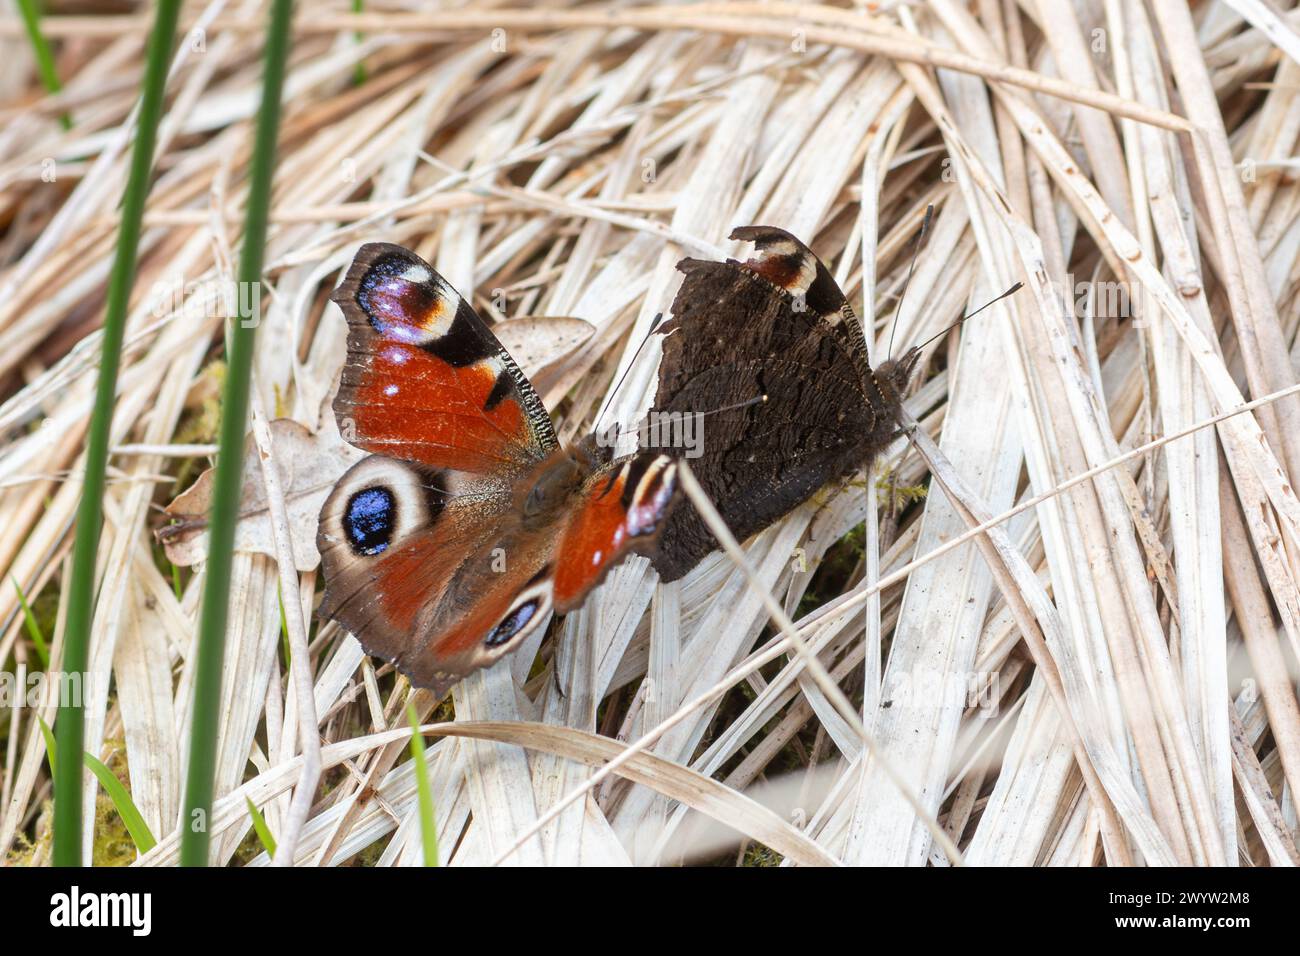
[
  {"xmin": 407, "ymin": 702, "xmax": 439, "ymax": 866},
  {"xmin": 277, "ymin": 586, "xmax": 291, "ymax": 670},
  {"xmin": 352, "ymin": 0, "xmax": 367, "ymax": 85},
  {"xmin": 82, "ymin": 752, "xmax": 157, "ymax": 854},
  {"xmin": 179, "ymin": 0, "xmax": 294, "ymax": 868},
  {"xmin": 245, "ymin": 798, "xmax": 277, "ymax": 857},
  {"xmin": 38, "ymin": 714, "xmax": 56, "ymax": 783},
  {"xmin": 51, "ymin": 0, "xmax": 181, "ymax": 868},
  {"xmin": 11, "ymin": 575, "xmax": 49, "ymax": 670},
  {"xmin": 15, "ymin": 0, "xmax": 71, "ymax": 129}
]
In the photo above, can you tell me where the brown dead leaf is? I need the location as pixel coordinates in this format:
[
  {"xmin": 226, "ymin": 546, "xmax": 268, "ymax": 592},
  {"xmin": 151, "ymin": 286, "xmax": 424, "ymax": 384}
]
[
  {"xmin": 492, "ymin": 315, "xmax": 594, "ymax": 393},
  {"xmin": 159, "ymin": 418, "xmax": 364, "ymax": 571}
]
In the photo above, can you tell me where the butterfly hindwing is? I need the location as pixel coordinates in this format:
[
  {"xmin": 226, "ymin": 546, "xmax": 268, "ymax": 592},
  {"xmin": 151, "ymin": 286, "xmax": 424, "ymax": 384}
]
[
  {"xmin": 317, "ymin": 450, "xmax": 680, "ymax": 695},
  {"xmin": 552, "ymin": 453, "xmax": 680, "ymax": 611},
  {"xmin": 317, "ymin": 455, "xmax": 556, "ymax": 697},
  {"xmin": 331, "ymin": 243, "xmax": 557, "ymax": 475}
]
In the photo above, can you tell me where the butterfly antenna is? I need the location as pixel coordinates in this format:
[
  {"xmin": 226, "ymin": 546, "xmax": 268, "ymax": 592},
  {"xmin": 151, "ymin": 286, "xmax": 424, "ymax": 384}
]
[
  {"xmin": 628, "ymin": 395, "xmax": 768, "ymax": 445},
  {"xmin": 886, "ymin": 203, "xmax": 934, "ymax": 362},
  {"xmin": 703, "ymin": 395, "xmax": 768, "ymax": 417},
  {"xmin": 595, "ymin": 312, "xmax": 666, "ymax": 428},
  {"xmin": 912, "ymin": 281, "xmax": 1023, "ymax": 354}
]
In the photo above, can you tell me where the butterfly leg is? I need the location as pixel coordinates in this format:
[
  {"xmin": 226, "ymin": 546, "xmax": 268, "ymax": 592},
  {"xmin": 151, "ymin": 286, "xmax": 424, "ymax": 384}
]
[
  {"xmin": 877, "ymin": 428, "xmax": 913, "ymax": 549},
  {"xmin": 879, "ymin": 469, "xmax": 901, "ymax": 550},
  {"xmin": 551, "ymin": 661, "xmax": 568, "ymax": 701}
]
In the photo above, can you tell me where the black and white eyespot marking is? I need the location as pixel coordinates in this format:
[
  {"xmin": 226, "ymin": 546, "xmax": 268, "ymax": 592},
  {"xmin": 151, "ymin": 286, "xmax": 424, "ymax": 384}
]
[
  {"xmin": 481, "ymin": 578, "xmax": 553, "ymax": 653},
  {"xmin": 323, "ymin": 456, "xmax": 456, "ymax": 560},
  {"xmin": 640, "ymin": 460, "xmax": 672, "ymax": 504},
  {"xmin": 485, "ymin": 598, "xmax": 539, "ymax": 647},
  {"xmin": 355, "ymin": 254, "xmax": 406, "ymax": 329},
  {"xmin": 727, "ymin": 225, "xmax": 847, "ymax": 318},
  {"xmin": 619, "ymin": 455, "xmax": 678, "ymax": 536},
  {"xmin": 344, "ymin": 485, "xmax": 396, "ymax": 556},
  {"xmin": 353, "ymin": 251, "xmax": 452, "ymax": 341}
]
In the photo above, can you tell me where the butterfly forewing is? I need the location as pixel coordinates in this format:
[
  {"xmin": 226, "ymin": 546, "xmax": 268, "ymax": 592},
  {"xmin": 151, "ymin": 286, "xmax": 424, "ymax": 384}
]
[{"xmin": 331, "ymin": 242, "xmax": 557, "ymax": 475}]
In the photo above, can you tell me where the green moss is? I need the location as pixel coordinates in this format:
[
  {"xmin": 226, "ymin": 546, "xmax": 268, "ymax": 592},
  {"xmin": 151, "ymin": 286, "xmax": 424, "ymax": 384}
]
[
  {"xmin": 351, "ymin": 832, "xmax": 390, "ymax": 867},
  {"xmin": 90, "ymin": 791, "xmax": 138, "ymax": 866},
  {"xmin": 171, "ymin": 359, "xmax": 227, "ymax": 494},
  {"xmin": 874, "ymin": 467, "xmax": 929, "ymax": 511},
  {"xmin": 231, "ymin": 820, "xmax": 266, "ymax": 866},
  {"xmin": 6, "ymin": 801, "xmax": 51, "ymax": 866},
  {"xmin": 7, "ymin": 723, "xmax": 150, "ymax": 868},
  {"xmin": 90, "ymin": 736, "xmax": 143, "ymax": 866},
  {"xmin": 740, "ymin": 844, "xmax": 783, "ymax": 867}
]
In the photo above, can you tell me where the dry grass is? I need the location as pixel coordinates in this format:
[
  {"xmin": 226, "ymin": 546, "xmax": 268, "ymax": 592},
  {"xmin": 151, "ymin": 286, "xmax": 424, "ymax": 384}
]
[{"xmin": 2, "ymin": 0, "xmax": 1300, "ymax": 866}]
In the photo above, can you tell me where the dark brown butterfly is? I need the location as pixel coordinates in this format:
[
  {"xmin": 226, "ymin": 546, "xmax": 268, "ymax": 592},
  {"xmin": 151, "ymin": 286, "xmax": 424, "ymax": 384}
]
[{"xmin": 646, "ymin": 225, "xmax": 922, "ymax": 580}]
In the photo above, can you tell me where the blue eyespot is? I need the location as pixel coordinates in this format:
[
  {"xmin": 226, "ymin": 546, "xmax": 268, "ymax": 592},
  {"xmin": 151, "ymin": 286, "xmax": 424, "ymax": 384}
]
[
  {"xmin": 485, "ymin": 600, "xmax": 538, "ymax": 647},
  {"xmin": 344, "ymin": 486, "xmax": 396, "ymax": 556}
]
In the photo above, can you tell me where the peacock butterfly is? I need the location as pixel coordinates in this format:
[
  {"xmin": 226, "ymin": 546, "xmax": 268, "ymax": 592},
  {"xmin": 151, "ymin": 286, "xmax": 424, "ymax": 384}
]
[
  {"xmin": 317, "ymin": 243, "xmax": 680, "ymax": 699},
  {"xmin": 318, "ymin": 229, "xmax": 927, "ymax": 697},
  {"xmin": 646, "ymin": 225, "xmax": 922, "ymax": 580}
]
